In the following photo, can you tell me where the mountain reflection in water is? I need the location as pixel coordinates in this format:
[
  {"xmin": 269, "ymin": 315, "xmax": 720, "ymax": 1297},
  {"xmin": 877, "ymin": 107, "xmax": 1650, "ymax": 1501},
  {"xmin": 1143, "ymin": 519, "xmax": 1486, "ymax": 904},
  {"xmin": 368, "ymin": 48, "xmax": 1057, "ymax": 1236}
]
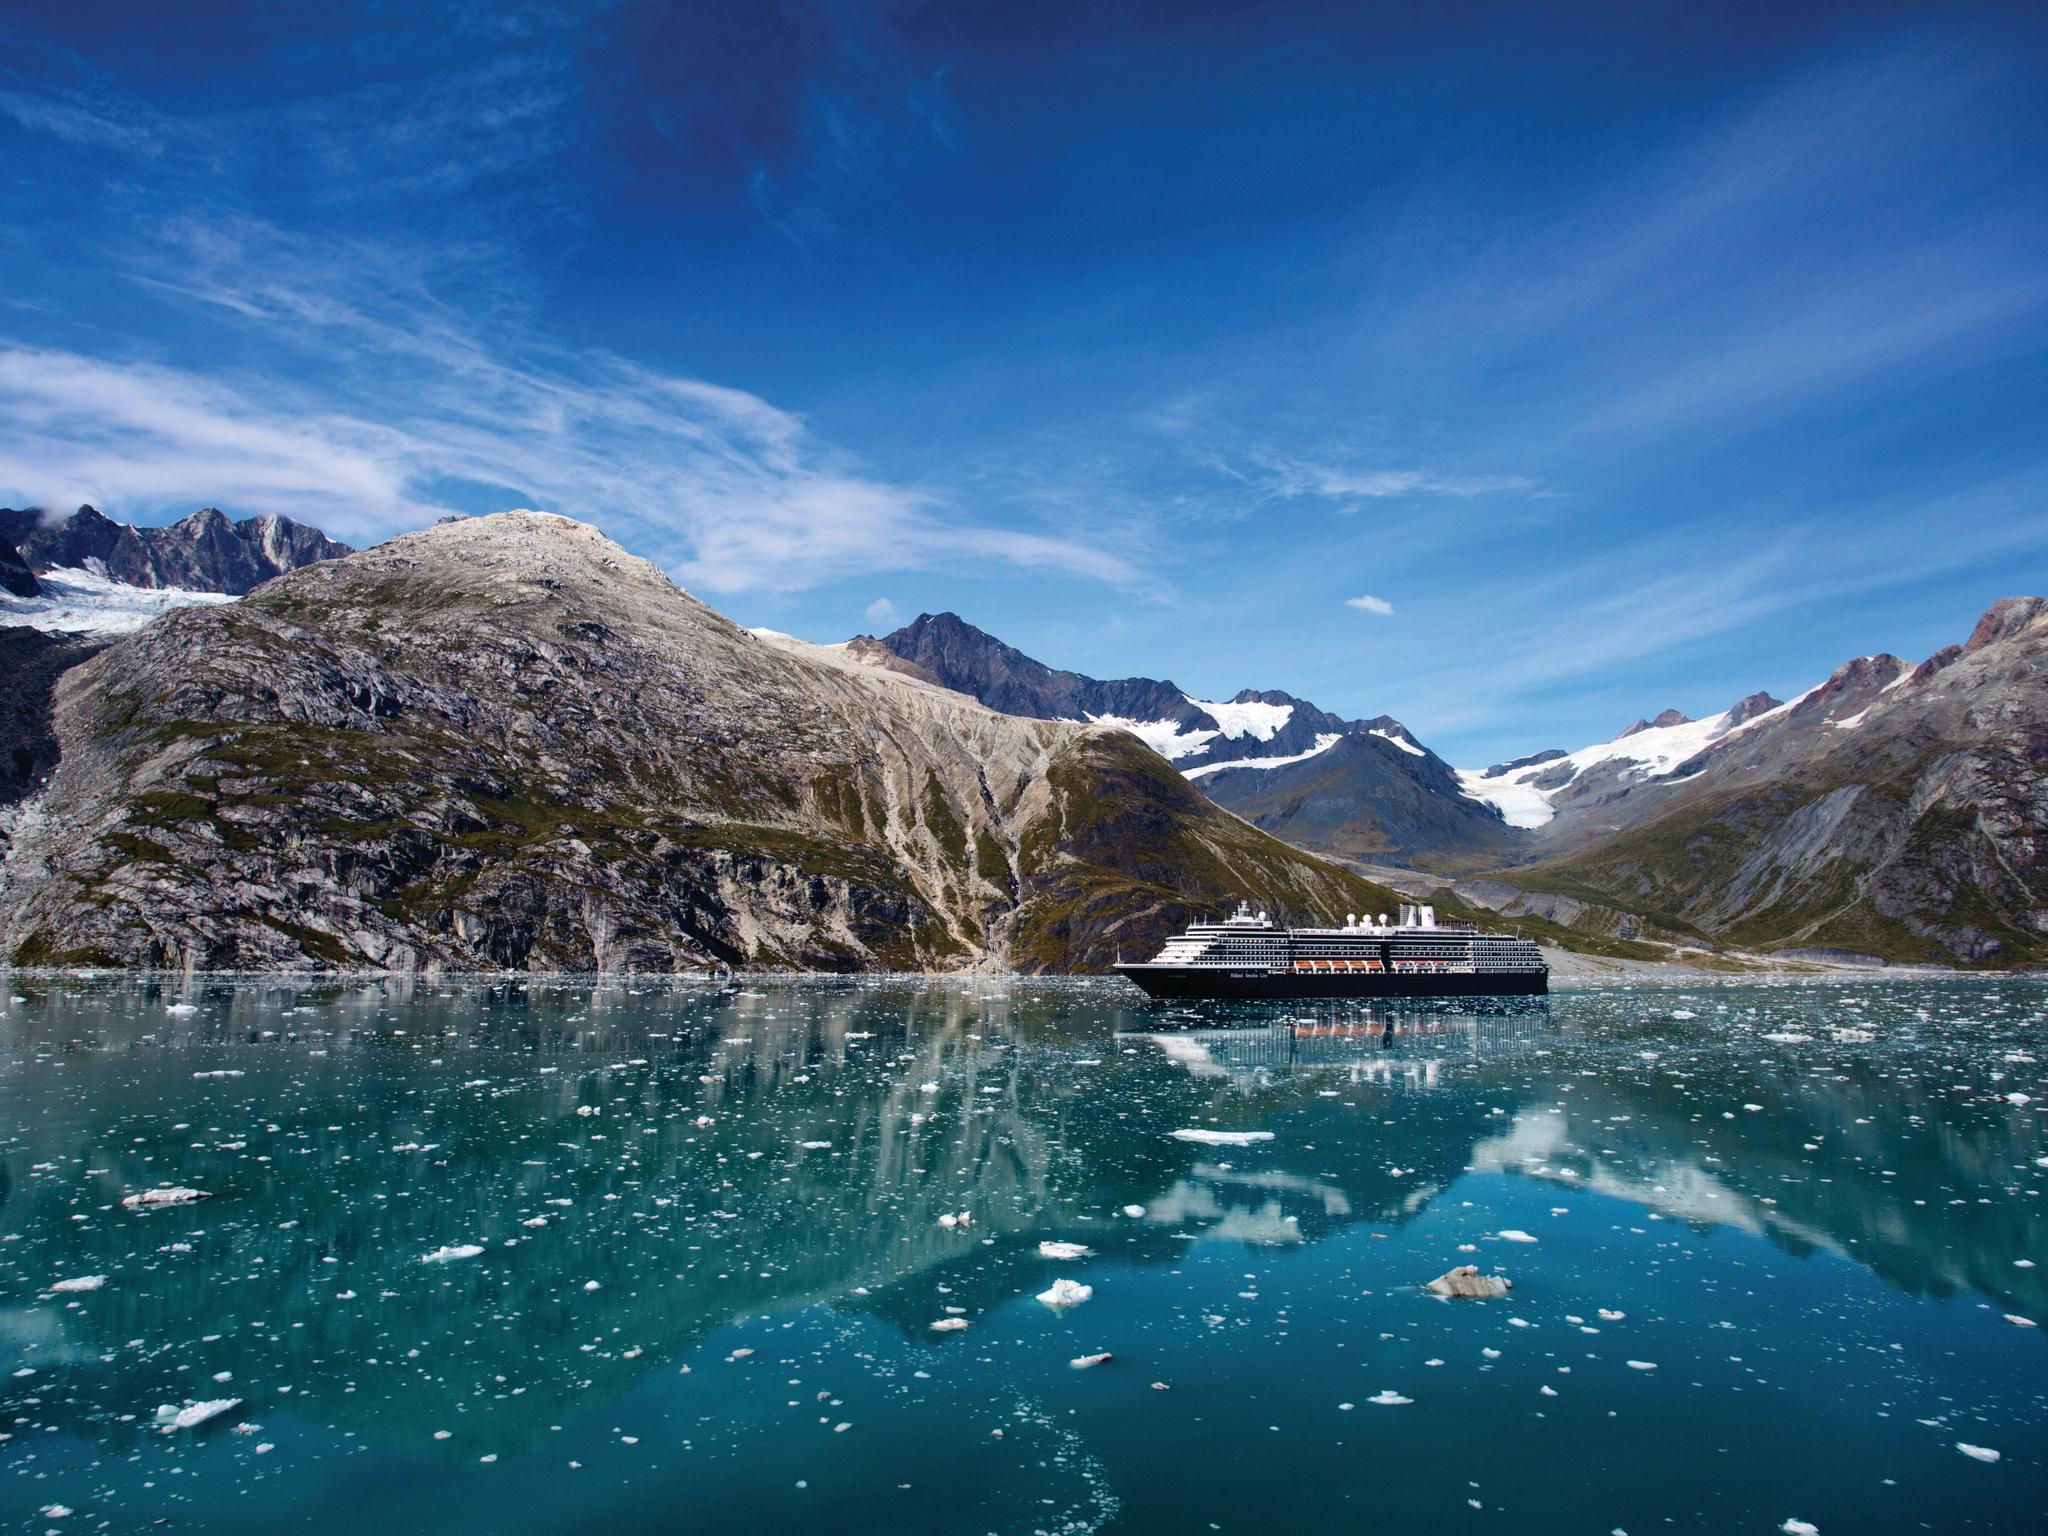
[{"xmin": 1, "ymin": 977, "xmax": 2042, "ymax": 1534}]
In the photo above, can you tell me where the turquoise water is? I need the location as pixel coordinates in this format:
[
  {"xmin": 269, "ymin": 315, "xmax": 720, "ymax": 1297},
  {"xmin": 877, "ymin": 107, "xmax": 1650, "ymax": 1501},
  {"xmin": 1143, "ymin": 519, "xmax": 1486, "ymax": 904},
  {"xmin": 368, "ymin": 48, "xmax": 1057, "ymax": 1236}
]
[{"xmin": 1, "ymin": 977, "xmax": 2043, "ymax": 1533}]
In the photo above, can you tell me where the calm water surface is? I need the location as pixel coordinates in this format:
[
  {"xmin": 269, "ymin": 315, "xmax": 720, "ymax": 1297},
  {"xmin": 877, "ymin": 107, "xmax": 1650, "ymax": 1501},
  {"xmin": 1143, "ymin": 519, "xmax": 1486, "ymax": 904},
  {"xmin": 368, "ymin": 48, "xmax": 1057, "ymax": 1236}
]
[{"xmin": 2, "ymin": 977, "xmax": 2044, "ymax": 1534}]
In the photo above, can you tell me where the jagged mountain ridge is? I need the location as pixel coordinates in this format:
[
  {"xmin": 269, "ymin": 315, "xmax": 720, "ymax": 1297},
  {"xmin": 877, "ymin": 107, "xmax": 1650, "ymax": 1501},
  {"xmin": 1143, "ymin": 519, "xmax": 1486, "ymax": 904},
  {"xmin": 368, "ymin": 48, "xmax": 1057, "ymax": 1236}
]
[
  {"xmin": 0, "ymin": 512, "xmax": 1397, "ymax": 973},
  {"xmin": 1460, "ymin": 598, "xmax": 2048, "ymax": 965},
  {"xmin": 0, "ymin": 504, "xmax": 353, "ymax": 596},
  {"xmin": 854, "ymin": 611, "xmax": 1494, "ymax": 867},
  {"xmin": 862, "ymin": 611, "xmax": 1425, "ymax": 771}
]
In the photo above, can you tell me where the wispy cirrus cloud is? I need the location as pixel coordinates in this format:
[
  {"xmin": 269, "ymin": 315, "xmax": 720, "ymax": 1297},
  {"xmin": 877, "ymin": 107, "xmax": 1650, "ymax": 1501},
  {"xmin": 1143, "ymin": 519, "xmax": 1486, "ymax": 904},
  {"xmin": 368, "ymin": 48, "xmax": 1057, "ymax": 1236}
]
[
  {"xmin": 0, "ymin": 70, "xmax": 1144, "ymax": 597},
  {"xmin": 1344, "ymin": 593, "xmax": 1393, "ymax": 615}
]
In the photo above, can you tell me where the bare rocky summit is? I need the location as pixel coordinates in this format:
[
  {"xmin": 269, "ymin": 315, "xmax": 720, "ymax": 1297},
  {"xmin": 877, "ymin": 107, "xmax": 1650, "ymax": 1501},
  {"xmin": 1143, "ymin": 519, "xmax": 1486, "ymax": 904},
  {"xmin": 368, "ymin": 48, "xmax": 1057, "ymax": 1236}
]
[{"xmin": 0, "ymin": 512, "xmax": 1393, "ymax": 973}]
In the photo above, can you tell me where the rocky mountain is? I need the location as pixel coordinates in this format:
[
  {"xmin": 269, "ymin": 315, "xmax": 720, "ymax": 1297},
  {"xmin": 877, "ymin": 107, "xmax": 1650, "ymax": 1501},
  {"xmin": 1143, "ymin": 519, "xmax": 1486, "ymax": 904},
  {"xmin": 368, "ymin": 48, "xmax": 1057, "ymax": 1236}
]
[
  {"xmin": 863, "ymin": 611, "xmax": 1426, "ymax": 772},
  {"xmin": 0, "ymin": 512, "xmax": 1396, "ymax": 974},
  {"xmin": 0, "ymin": 538, "xmax": 37, "ymax": 598},
  {"xmin": 1458, "ymin": 598, "xmax": 2048, "ymax": 966},
  {"xmin": 854, "ymin": 611, "xmax": 1492, "ymax": 867},
  {"xmin": 0, "ymin": 505, "xmax": 353, "ymax": 633},
  {"xmin": 1197, "ymin": 732, "xmax": 1522, "ymax": 870},
  {"xmin": 1, "ymin": 503, "xmax": 353, "ymax": 593}
]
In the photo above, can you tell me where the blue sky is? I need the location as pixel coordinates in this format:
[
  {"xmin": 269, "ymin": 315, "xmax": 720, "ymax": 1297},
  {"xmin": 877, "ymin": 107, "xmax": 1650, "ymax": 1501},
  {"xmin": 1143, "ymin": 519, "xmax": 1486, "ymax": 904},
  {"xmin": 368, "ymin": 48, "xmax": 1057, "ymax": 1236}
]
[{"xmin": 2, "ymin": 0, "xmax": 2045, "ymax": 763}]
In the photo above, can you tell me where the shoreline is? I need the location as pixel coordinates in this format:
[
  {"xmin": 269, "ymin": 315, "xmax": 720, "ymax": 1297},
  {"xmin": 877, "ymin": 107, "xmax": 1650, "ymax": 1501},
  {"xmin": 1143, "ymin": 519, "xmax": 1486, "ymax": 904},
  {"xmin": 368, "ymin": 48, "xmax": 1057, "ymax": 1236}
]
[{"xmin": 2, "ymin": 960, "xmax": 2038, "ymax": 987}]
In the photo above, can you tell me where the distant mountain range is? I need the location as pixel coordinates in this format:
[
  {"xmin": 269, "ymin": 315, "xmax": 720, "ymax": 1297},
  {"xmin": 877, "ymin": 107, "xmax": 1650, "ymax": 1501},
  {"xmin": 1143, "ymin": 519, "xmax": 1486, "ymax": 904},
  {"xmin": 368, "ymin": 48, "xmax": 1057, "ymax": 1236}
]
[
  {"xmin": 853, "ymin": 612, "xmax": 1512, "ymax": 865},
  {"xmin": 0, "ymin": 513, "xmax": 1396, "ymax": 973},
  {"xmin": 0, "ymin": 504, "xmax": 352, "ymax": 629},
  {"xmin": 3, "ymin": 504, "xmax": 2040, "ymax": 972},
  {"xmin": 854, "ymin": 605, "xmax": 2048, "ymax": 968}
]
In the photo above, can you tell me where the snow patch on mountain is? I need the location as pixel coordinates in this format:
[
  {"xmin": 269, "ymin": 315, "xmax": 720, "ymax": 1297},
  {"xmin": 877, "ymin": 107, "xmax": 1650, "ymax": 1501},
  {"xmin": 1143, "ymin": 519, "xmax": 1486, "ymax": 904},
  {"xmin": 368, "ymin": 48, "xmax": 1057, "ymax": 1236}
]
[
  {"xmin": 1454, "ymin": 768, "xmax": 1557, "ymax": 828},
  {"xmin": 1184, "ymin": 733, "xmax": 1342, "ymax": 780},
  {"xmin": 1456, "ymin": 686, "xmax": 1824, "ymax": 826},
  {"xmin": 1370, "ymin": 727, "xmax": 1424, "ymax": 758},
  {"xmin": 1085, "ymin": 713, "xmax": 1219, "ymax": 761},
  {"xmin": 1, "ymin": 567, "xmax": 237, "ymax": 634},
  {"xmin": 1187, "ymin": 696, "xmax": 1293, "ymax": 741}
]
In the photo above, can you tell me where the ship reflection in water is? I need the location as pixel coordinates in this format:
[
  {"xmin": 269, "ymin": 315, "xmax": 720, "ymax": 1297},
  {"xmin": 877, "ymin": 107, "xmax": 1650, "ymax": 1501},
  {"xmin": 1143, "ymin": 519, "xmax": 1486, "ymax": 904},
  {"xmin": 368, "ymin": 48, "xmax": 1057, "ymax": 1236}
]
[{"xmin": 0, "ymin": 977, "xmax": 2042, "ymax": 1534}]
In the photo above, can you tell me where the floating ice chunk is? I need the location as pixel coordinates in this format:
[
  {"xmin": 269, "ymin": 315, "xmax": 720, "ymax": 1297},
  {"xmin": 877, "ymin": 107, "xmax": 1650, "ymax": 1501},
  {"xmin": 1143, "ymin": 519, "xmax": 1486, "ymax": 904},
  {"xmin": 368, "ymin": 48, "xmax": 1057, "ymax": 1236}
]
[
  {"xmin": 49, "ymin": 1275, "xmax": 107, "ymax": 1293},
  {"xmin": 1070, "ymin": 1352, "xmax": 1112, "ymax": 1369},
  {"xmin": 1955, "ymin": 1442, "xmax": 2000, "ymax": 1463},
  {"xmin": 1782, "ymin": 1521, "xmax": 1819, "ymax": 1535},
  {"xmin": 2006, "ymin": 1093, "xmax": 2032, "ymax": 1106},
  {"xmin": 1036, "ymin": 1278, "xmax": 1093, "ymax": 1309},
  {"xmin": 421, "ymin": 1244, "xmax": 484, "ymax": 1264},
  {"xmin": 1038, "ymin": 1241, "xmax": 1093, "ymax": 1260},
  {"xmin": 1496, "ymin": 1229, "xmax": 1538, "ymax": 1243},
  {"xmin": 575, "ymin": 1105, "xmax": 599, "ymax": 1117},
  {"xmin": 1625, "ymin": 1360, "xmax": 1657, "ymax": 1370},
  {"xmin": 929, "ymin": 1317, "xmax": 970, "ymax": 1332},
  {"xmin": 1367, "ymin": 1390, "xmax": 1412, "ymax": 1406},
  {"xmin": 156, "ymin": 1398, "xmax": 241, "ymax": 1432},
  {"xmin": 521, "ymin": 1216, "xmax": 548, "ymax": 1228},
  {"xmin": 1170, "ymin": 1129, "xmax": 1273, "ymax": 1146},
  {"xmin": 1122, "ymin": 1204, "xmax": 1146, "ymax": 1218},
  {"xmin": 165, "ymin": 1004, "xmax": 197, "ymax": 1016},
  {"xmin": 2005, "ymin": 1314, "xmax": 2038, "ymax": 1328},
  {"xmin": 2017, "ymin": 1260, "xmax": 2037, "ymax": 1269},
  {"xmin": 123, "ymin": 1187, "xmax": 208, "ymax": 1210},
  {"xmin": 1671, "ymin": 1010, "xmax": 1697, "ymax": 1021},
  {"xmin": 1597, "ymin": 1309, "xmax": 1626, "ymax": 1321},
  {"xmin": 40, "ymin": 1505, "xmax": 72, "ymax": 1518},
  {"xmin": 192, "ymin": 1070, "xmax": 243, "ymax": 1079},
  {"xmin": 937, "ymin": 1211, "xmax": 973, "ymax": 1228},
  {"xmin": 1762, "ymin": 1032, "xmax": 1811, "ymax": 1044},
  {"xmin": 799, "ymin": 1140, "xmax": 832, "ymax": 1150},
  {"xmin": 1425, "ymin": 1265, "xmax": 1510, "ymax": 1300}
]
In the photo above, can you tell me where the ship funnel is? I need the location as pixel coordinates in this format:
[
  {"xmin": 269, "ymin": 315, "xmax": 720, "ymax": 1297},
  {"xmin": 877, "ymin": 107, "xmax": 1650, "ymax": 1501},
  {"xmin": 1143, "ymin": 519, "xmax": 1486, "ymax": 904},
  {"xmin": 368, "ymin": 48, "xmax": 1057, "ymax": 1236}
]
[{"xmin": 1420, "ymin": 904, "xmax": 1437, "ymax": 928}]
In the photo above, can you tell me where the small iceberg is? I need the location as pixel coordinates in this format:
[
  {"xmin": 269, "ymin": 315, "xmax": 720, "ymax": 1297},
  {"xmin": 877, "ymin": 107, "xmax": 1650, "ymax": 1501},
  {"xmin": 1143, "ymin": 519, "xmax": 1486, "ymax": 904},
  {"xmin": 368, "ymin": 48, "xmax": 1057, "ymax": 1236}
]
[
  {"xmin": 1069, "ymin": 1352, "xmax": 1112, "ymax": 1369},
  {"xmin": 123, "ymin": 1187, "xmax": 208, "ymax": 1210},
  {"xmin": 1367, "ymin": 1390, "xmax": 1413, "ymax": 1406},
  {"xmin": 1424, "ymin": 1265, "xmax": 1510, "ymax": 1300},
  {"xmin": 1956, "ymin": 1442, "xmax": 2000, "ymax": 1463},
  {"xmin": 421, "ymin": 1244, "xmax": 485, "ymax": 1264},
  {"xmin": 1038, "ymin": 1241, "xmax": 1093, "ymax": 1261},
  {"xmin": 929, "ymin": 1317, "xmax": 970, "ymax": 1332},
  {"xmin": 1169, "ymin": 1129, "xmax": 1273, "ymax": 1146},
  {"xmin": 1496, "ymin": 1229, "xmax": 1538, "ymax": 1243},
  {"xmin": 1036, "ymin": 1278, "xmax": 1093, "ymax": 1309},
  {"xmin": 156, "ymin": 1398, "xmax": 241, "ymax": 1432},
  {"xmin": 49, "ymin": 1275, "xmax": 108, "ymax": 1293}
]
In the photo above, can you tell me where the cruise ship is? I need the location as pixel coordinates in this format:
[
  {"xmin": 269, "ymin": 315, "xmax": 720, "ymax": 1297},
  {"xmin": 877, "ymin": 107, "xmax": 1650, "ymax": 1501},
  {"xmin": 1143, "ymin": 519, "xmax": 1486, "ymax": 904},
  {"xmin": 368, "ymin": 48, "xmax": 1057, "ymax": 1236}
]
[{"xmin": 1114, "ymin": 901, "xmax": 1548, "ymax": 1000}]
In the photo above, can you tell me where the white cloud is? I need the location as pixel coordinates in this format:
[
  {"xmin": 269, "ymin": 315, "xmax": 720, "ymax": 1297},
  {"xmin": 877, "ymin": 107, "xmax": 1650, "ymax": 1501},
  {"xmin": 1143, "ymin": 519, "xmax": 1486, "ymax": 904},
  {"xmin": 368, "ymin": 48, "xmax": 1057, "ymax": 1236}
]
[
  {"xmin": 864, "ymin": 596, "xmax": 902, "ymax": 626},
  {"xmin": 1344, "ymin": 593, "xmax": 1394, "ymax": 615},
  {"xmin": 0, "ymin": 222, "xmax": 1144, "ymax": 595}
]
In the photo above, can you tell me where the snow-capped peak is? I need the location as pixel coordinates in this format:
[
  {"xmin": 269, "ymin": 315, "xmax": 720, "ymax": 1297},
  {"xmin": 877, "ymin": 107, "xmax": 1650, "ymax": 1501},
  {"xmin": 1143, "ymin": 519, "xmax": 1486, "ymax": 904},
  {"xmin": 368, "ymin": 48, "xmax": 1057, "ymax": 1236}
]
[
  {"xmin": 1186, "ymin": 696, "xmax": 1293, "ymax": 741},
  {"xmin": 1455, "ymin": 687, "xmax": 1819, "ymax": 828}
]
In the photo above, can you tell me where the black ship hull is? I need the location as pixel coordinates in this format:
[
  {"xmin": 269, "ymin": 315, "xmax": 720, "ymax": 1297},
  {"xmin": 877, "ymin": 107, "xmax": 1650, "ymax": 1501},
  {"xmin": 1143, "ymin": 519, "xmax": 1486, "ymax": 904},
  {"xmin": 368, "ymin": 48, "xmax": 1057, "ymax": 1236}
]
[{"xmin": 1114, "ymin": 964, "xmax": 1548, "ymax": 1000}]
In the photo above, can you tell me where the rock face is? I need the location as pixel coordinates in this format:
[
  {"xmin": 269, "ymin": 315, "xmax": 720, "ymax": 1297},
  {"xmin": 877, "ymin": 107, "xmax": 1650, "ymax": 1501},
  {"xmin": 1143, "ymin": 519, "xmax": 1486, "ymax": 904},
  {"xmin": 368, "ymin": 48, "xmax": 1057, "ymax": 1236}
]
[
  {"xmin": 0, "ymin": 537, "xmax": 37, "ymax": 598},
  {"xmin": 0, "ymin": 505, "xmax": 352, "ymax": 595},
  {"xmin": 0, "ymin": 513, "xmax": 1395, "ymax": 974},
  {"xmin": 0, "ymin": 630, "xmax": 109, "ymax": 813}
]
